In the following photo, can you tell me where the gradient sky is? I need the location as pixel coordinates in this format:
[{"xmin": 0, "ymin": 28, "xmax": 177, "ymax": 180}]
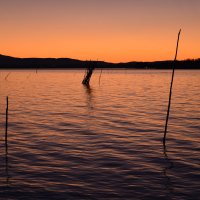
[{"xmin": 0, "ymin": 0, "xmax": 200, "ymax": 62}]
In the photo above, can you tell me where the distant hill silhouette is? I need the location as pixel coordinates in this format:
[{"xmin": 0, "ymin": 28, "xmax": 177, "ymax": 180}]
[{"xmin": 0, "ymin": 54, "xmax": 200, "ymax": 69}]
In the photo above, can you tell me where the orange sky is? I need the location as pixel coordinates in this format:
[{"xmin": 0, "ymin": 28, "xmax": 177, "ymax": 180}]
[{"xmin": 0, "ymin": 0, "xmax": 200, "ymax": 62}]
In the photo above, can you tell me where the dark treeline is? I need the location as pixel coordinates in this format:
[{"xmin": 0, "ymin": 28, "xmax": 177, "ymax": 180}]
[{"xmin": 0, "ymin": 54, "xmax": 200, "ymax": 69}]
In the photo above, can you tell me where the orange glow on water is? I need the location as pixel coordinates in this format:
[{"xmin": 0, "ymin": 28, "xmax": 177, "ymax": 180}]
[{"xmin": 1, "ymin": 70, "xmax": 200, "ymax": 199}]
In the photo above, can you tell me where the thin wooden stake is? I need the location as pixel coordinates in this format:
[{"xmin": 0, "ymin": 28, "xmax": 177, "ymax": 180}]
[
  {"xmin": 163, "ymin": 29, "xmax": 181, "ymax": 146},
  {"xmin": 5, "ymin": 72, "xmax": 11, "ymax": 80},
  {"xmin": 5, "ymin": 96, "xmax": 9, "ymax": 153},
  {"xmin": 99, "ymin": 69, "xmax": 103, "ymax": 85}
]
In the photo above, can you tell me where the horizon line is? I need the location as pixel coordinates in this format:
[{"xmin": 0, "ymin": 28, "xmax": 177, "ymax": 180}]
[{"xmin": 0, "ymin": 53, "xmax": 200, "ymax": 64}]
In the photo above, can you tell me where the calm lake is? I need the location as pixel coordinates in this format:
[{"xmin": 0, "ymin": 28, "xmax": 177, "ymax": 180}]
[{"xmin": 0, "ymin": 70, "xmax": 200, "ymax": 200}]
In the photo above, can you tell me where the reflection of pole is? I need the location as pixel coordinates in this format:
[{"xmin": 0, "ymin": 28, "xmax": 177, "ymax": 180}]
[
  {"xmin": 163, "ymin": 29, "xmax": 181, "ymax": 146},
  {"xmin": 84, "ymin": 84, "xmax": 93, "ymax": 110},
  {"xmin": 163, "ymin": 145, "xmax": 174, "ymax": 197},
  {"xmin": 5, "ymin": 96, "xmax": 9, "ymax": 153},
  {"xmin": 5, "ymin": 149, "xmax": 9, "ymax": 185},
  {"xmin": 83, "ymin": 84, "xmax": 95, "ymax": 132}
]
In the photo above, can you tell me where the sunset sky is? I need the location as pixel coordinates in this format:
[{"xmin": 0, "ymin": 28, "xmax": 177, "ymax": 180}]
[{"xmin": 0, "ymin": 0, "xmax": 200, "ymax": 62}]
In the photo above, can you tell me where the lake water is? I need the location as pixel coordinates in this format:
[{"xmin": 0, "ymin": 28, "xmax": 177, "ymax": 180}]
[{"xmin": 0, "ymin": 70, "xmax": 200, "ymax": 200}]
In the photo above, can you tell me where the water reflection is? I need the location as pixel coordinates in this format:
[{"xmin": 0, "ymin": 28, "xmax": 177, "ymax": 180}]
[
  {"xmin": 0, "ymin": 70, "xmax": 199, "ymax": 199},
  {"xmin": 83, "ymin": 84, "xmax": 94, "ymax": 110},
  {"xmin": 3, "ymin": 138, "xmax": 11, "ymax": 200},
  {"xmin": 163, "ymin": 145, "xmax": 174, "ymax": 199},
  {"xmin": 5, "ymin": 148, "xmax": 10, "ymax": 186},
  {"xmin": 83, "ymin": 84, "xmax": 95, "ymax": 132}
]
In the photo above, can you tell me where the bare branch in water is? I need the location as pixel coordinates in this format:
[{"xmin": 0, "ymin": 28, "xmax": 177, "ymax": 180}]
[
  {"xmin": 5, "ymin": 72, "xmax": 11, "ymax": 80},
  {"xmin": 82, "ymin": 61, "xmax": 95, "ymax": 85}
]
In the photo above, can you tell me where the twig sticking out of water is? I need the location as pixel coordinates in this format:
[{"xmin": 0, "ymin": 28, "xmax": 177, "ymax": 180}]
[
  {"xmin": 5, "ymin": 72, "xmax": 11, "ymax": 80},
  {"xmin": 5, "ymin": 96, "xmax": 9, "ymax": 153},
  {"xmin": 99, "ymin": 69, "xmax": 103, "ymax": 85},
  {"xmin": 163, "ymin": 29, "xmax": 181, "ymax": 146}
]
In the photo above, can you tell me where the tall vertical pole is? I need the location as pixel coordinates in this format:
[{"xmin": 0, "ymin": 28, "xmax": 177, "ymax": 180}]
[
  {"xmin": 5, "ymin": 96, "xmax": 9, "ymax": 153},
  {"xmin": 163, "ymin": 29, "xmax": 181, "ymax": 146}
]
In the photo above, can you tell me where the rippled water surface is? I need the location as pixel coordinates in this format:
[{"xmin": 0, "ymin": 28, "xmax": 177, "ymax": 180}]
[{"xmin": 0, "ymin": 70, "xmax": 200, "ymax": 200}]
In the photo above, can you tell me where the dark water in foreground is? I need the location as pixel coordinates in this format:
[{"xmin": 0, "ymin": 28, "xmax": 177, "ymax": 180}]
[{"xmin": 0, "ymin": 70, "xmax": 200, "ymax": 200}]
